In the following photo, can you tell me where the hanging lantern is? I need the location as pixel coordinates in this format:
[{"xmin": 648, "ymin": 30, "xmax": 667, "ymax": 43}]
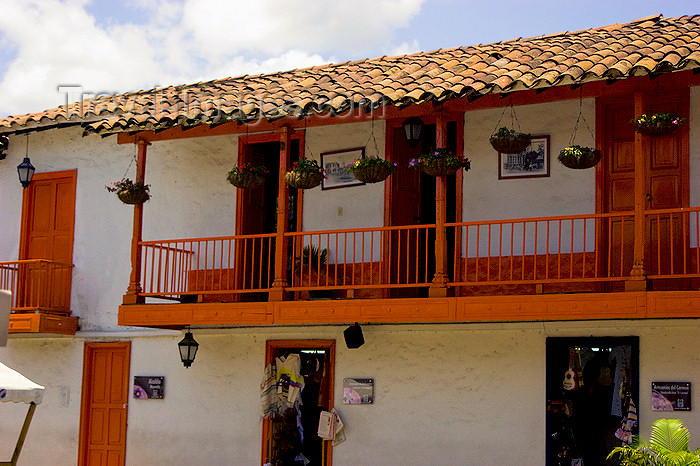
[
  {"xmin": 17, "ymin": 135, "xmax": 35, "ymax": 188},
  {"xmin": 178, "ymin": 331, "xmax": 199, "ymax": 368},
  {"xmin": 402, "ymin": 117, "xmax": 423, "ymax": 148}
]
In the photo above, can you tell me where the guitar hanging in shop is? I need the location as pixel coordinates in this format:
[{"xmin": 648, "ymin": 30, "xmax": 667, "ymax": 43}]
[{"xmin": 563, "ymin": 347, "xmax": 584, "ymax": 391}]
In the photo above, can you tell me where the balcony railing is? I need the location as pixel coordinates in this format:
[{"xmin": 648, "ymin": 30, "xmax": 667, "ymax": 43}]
[
  {"xmin": 0, "ymin": 259, "xmax": 74, "ymax": 314},
  {"xmin": 131, "ymin": 207, "xmax": 700, "ymax": 302},
  {"xmin": 139, "ymin": 233, "xmax": 275, "ymax": 300}
]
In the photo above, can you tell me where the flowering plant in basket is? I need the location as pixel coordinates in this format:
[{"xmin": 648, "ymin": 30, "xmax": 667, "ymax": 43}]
[
  {"xmin": 409, "ymin": 148, "xmax": 471, "ymax": 176},
  {"xmin": 489, "ymin": 127, "xmax": 532, "ymax": 154},
  {"xmin": 227, "ymin": 163, "xmax": 268, "ymax": 189},
  {"xmin": 285, "ymin": 158, "xmax": 325, "ymax": 189},
  {"xmin": 631, "ymin": 112, "xmax": 685, "ymax": 136},
  {"xmin": 105, "ymin": 178, "xmax": 151, "ymax": 204},
  {"xmin": 558, "ymin": 145, "xmax": 601, "ymax": 169},
  {"xmin": 345, "ymin": 156, "xmax": 397, "ymax": 183}
]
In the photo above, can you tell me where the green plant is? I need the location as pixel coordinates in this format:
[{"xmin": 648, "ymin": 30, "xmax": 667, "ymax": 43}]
[
  {"xmin": 608, "ymin": 419, "xmax": 700, "ymax": 466},
  {"xmin": 632, "ymin": 113, "xmax": 685, "ymax": 133},
  {"xmin": 558, "ymin": 144, "xmax": 601, "ymax": 169},
  {"xmin": 408, "ymin": 148, "xmax": 471, "ymax": 171},
  {"xmin": 490, "ymin": 127, "xmax": 531, "ymax": 145},
  {"xmin": 288, "ymin": 158, "xmax": 323, "ymax": 174},
  {"xmin": 227, "ymin": 163, "xmax": 269, "ymax": 177},
  {"xmin": 345, "ymin": 156, "xmax": 396, "ymax": 173},
  {"xmin": 105, "ymin": 178, "xmax": 151, "ymax": 203},
  {"xmin": 297, "ymin": 245, "xmax": 328, "ymax": 269}
]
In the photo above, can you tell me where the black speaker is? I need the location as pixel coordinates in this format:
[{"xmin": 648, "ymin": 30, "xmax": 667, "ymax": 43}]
[{"xmin": 343, "ymin": 323, "xmax": 364, "ymax": 349}]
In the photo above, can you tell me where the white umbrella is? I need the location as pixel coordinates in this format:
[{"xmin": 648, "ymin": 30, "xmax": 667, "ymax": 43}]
[
  {"xmin": 0, "ymin": 362, "xmax": 44, "ymax": 404},
  {"xmin": 0, "ymin": 362, "xmax": 44, "ymax": 466}
]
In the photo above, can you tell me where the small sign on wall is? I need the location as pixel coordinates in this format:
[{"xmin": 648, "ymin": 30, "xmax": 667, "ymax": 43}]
[
  {"xmin": 651, "ymin": 382, "xmax": 691, "ymax": 411},
  {"xmin": 133, "ymin": 376, "xmax": 165, "ymax": 399},
  {"xmin": 343, "ymin": 378, "xmax": 374, "ymax": 404}
]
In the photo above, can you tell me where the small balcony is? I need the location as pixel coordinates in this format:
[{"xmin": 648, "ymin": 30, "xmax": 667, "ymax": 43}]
[
  {"xmin": 0, "ymin": 259, "xmax": 79, "ymax": 335},
  {"xmin": 118, "ymin": 207, "xmax": 700, "ymax": 329}
]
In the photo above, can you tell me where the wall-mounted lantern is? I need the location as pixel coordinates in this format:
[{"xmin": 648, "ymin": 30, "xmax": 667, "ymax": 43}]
[
  {"xmin": 402, "ymin": 117, "xmax": 423, "ymax": 148},
  {"xmin": 178, "ymin": 331, "xmax": 199, "ymax": 368}
]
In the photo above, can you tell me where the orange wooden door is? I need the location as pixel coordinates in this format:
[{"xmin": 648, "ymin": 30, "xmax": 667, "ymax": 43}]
[
  {"xmin": 18, "ymin": 170, "xmax": 76, "ymax": 310},
  {"xmin": 601, "ymin": 91, "xmax": 688, "ymax": 280},
  {"xmin": 78, "ymin": 342, "xmax": 131, "ymax": 466}
]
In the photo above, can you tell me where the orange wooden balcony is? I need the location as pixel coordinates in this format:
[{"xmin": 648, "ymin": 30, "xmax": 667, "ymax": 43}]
[
  {"xmin": 0, "ymin": 259, "xmax": 79, "ymax": 335},
  {"xmin": 119, "ymin": 207, "xmax": 700, "ymax": 329}
]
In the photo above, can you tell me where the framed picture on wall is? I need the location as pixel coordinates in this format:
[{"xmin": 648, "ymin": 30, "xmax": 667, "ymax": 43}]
[
  {"xmin": 498, "ymin": 135, "xmax": 550, "ymax": 179},
  {"xmin": 321, "ymin": 147, "xmax": 365, "ymax": 190}
]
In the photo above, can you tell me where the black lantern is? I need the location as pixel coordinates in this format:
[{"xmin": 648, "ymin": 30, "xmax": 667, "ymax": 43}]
[
  {"xmin": 17, "ymin": 135, "xmax": 35, "ymax": 188},
  {"xmin": 344, "ymin": 323, "xmax": 365, "ymax": 349},
  {"xmin": 178, "ymin": 331, "xmax": 199, "ymax": 368},
  {"xmin": 17, "ymin": 157, "xmax": 35, "ymax": 188},
  {"xmin": 402, "ymin": 117, "xmax": 423, "ymax": 148}
]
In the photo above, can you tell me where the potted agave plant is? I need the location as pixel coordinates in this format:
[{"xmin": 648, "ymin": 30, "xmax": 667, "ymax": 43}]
[
  {"xmin": 346, "ymin": 156, "xmax": 396, "ymax": 183},
  {"xmin": 632, "ymin": 112, "xmax": 685, "ymax": 136},
  {"xmin": 226, "ymin": 163, "xmax": 268, "ymax": 189},
  {"xmin": 409, "ymin": 148, "xmax": 471, "ymax": 176},
  {"xmin": 558, "ymin": 145, "xmax": 601, "ymax": 169},
  {"xmin": 105, "ymin": 178, "xmax": 150, "ymax": 204},
  {"xmin": 285, "ymin": 158, "xmax": 324, "ymax": 189},
  {"xmin": 489, "ymin": 127, "xmax": 532, "ymax": 154}
]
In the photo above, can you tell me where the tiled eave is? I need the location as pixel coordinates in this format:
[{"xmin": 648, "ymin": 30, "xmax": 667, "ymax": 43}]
[{"xmin": 0, "ymin": 14, "xmax": 699, "ymax": 136}]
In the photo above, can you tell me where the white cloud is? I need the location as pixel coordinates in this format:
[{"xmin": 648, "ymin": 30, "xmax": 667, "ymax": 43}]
[{"xmin": 0, "ymin": 0, "xmax": 425, "ymax": 117}]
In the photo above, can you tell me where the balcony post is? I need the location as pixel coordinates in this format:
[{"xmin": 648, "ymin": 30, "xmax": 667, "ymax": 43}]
[
  {"xmin": 269, "ymin": 126, "xmax": 291, "ymax": 301},
  {"xmin": 430, "ymin": 112, "xmax": 449, "ymax": 297},
  {"xmin": 123, "ymin": 138, "xmax": 149, "ymax": 304},
  {"xmin": 626, "ymin": 90, "xmax": 648, "ymax": 291}
]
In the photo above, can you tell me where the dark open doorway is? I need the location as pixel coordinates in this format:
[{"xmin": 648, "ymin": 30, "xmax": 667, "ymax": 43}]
[
  {"xmin": 546, "ymin": 336, "xmax": 639, "ymax": 466},
  {"xmin": 389, "ymin": 121, "xmax": 458, "ymax": 297},
  {"xmin": 236, "ymin": 138, "xmax": 300, "ymax": 300},
  {"xmin": 262, "ymin": 340, "xmax": 335, "ymax": 466}
]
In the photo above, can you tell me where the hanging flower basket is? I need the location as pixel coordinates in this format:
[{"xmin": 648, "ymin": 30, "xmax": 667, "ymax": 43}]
[
  {"xmin": 558, "ymin": 145, "xmax": 601, "ymax": 169},
  {"xmin": 409, "ymin": 148, "xmax": 471, "ymax": 177},
  {"xmin": 489, "ymin": 127, "xmax": 532, "ymax": 154},
  {"xmin": 285, "ymin": 159, "xmax": 324, "ymax": 189},
  {"xmin": 226, "ymin": 164, "xmax": 268, "ymax": 189},
  {"xmin": 106, "ymin": 178, "xmax": 150, "ymax": 204},
  {"xmin": 632, "ymin": 113, "xmax": 685, "ymax": 136},
  {"xmin": 346, "ymin": 157, "xmax": 396, "ymax": 183}
]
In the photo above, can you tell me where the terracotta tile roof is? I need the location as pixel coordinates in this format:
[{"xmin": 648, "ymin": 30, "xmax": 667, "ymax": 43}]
[{"xmin": 1, "ymin": 14, "xmax": 699, "ymax": 135}]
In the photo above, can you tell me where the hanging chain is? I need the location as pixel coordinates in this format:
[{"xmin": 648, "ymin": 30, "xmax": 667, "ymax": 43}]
[
  {"xmin": 303, "ymin": 113, "xmax": 313, "ymax": 159},
  {"xmin": 120, "ymin": 143, "xmax": 138, "ymax": 180},
  {"xmin": 569, "ymin": 87, "xmax": 595, "ymax": 146},
  {"xmin": 493, "ymin": 98, "xmax": 521, "ymax": 133},
  {"xmin": 364, "ymin": 103, "xmax": 378, "ymax": 158}
]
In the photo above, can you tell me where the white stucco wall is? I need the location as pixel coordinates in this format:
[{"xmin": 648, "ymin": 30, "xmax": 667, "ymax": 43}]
[
  {"xmin": 2, "ymin": 320, "xmax": 700, "ymax": 465},
  {"xmin": 463, "ymin": 98, "xmax": 596, "ymax": 222},
  {"xmin": 303, "ymin": 120, "xmax": 385, "ymax": 232}
]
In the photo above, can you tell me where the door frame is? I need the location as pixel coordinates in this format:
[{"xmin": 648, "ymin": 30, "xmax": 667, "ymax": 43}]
[
  {"xmin": 261, "ymin": 339, "xmax": 336, "ymax": 466},
  {"xmin": 18, "ymin": 169, "xmax": 77, "ymax": 261},
  {"xmin": 236, "ymin": 131, "xmax": 305, "ymax": 236},
  {"xmin": 78, "ymin": 341, "xmax": 131, "ymax": 466}
]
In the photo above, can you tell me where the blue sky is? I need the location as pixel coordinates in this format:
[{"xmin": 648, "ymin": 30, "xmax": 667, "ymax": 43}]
[{"xmin": 0, "ymin": 0, "xmax": 697, "ymax": 118}]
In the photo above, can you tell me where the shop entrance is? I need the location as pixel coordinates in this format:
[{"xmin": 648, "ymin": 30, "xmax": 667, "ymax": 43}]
[
  {"xmin": 261, "ymin": 340, "xmax": 335, "ymax": 466},
  {"xmin": 546, "ymin": 336, "xmax": 639, "ymax": 466}
]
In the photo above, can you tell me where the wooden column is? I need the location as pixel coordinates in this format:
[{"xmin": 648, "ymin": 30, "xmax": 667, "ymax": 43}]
[
  {"xmin": 626, "ymin": 90, "xmax": 648, "ymax": 291},
  {"xmin": 429, "ymin": 113, "xmax": 449, "ymax": 297},
  {"xmin": 269, "ymin": 126, "xmax": 291, "ymax": 301},
  {"xmin": 123, "ymin": 139, "xmax": 149, "ymax": 304}
]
